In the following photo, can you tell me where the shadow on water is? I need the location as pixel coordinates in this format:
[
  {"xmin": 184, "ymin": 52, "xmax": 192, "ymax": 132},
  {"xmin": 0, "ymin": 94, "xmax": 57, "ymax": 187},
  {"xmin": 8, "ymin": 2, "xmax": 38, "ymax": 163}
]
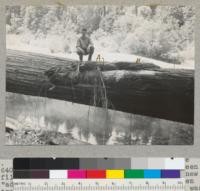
[{"xmin": 6, "ymin": 92, "xmax": 193, "ymax": 145}]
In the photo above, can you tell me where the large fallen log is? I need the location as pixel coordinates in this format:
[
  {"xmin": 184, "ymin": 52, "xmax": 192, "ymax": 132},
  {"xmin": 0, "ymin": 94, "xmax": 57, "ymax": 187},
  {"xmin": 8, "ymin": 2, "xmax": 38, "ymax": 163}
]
[{"xmin": 6, "ymin": 49, "xmax": 194, "ymax": 124}]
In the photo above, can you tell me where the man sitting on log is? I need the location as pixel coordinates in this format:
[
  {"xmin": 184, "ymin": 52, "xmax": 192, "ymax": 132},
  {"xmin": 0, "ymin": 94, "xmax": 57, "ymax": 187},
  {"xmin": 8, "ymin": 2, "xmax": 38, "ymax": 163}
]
[{"xmin": 76, "ymin": 28, "xmax": 94, "ymax": 62}]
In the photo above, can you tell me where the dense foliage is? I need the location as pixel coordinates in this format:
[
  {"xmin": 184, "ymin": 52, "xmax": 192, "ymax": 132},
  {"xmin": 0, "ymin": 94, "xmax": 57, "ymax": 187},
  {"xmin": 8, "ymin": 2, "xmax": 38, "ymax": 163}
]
[{"xmin": 6, "ymin": 5, "xmax": 194, "ymax": 64}]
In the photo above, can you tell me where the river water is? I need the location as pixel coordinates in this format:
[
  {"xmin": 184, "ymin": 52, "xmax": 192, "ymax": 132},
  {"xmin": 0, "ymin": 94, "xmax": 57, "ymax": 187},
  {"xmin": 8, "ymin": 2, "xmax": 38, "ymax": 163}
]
[{"xmin": 6, "ymin": 93, "xmax": 193, "ymax": 145}]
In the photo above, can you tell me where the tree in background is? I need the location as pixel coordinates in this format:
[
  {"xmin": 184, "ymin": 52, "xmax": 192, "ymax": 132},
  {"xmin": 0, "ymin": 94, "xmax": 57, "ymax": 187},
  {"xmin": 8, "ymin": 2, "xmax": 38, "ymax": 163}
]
[{"xmin": 6, "ymin": 5, "xmax": 194, "ymax": 65}]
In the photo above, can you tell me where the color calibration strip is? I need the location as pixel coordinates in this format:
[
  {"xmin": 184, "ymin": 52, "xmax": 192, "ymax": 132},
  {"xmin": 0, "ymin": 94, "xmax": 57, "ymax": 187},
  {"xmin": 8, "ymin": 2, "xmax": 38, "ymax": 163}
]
[
  {"xmin": 13, "ymin": 169, "xmax": 181, "ymax": 179},
  {"xmin": 13, "ymin": 158, "xmax": 184, "ymax": 180}
]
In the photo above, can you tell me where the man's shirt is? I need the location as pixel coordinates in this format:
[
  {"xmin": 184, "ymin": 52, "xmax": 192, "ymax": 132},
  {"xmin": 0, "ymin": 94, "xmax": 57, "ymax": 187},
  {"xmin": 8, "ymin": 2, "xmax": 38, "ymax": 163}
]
[{"xmin": 76, "ymin": 36, "xmax": 93, "ymax": 50}]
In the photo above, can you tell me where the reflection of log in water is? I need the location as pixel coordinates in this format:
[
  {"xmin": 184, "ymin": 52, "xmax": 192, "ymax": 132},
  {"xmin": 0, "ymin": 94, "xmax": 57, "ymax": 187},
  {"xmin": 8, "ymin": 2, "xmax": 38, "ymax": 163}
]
[
  {"xmin": 7, "ymin": 49, "xmax": 194, "ymax": 124},
  {"xmin": 92, "ymin": 109, "xmax": 112, "ymax": 145}
]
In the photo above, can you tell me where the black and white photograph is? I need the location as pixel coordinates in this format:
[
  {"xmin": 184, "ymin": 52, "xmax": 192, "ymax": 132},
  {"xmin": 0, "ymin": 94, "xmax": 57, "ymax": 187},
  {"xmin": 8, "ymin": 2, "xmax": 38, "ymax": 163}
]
[{"xmin": 5, "ymin": 5, "xmax": 194, "ymax": 145}]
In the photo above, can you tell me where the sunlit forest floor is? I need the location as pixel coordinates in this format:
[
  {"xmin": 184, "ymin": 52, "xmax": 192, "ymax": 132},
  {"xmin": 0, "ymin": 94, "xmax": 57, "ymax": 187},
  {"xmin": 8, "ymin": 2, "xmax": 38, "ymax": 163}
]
[{"xmin": 6, "ymin": 34, "xmax": 194, "ymax": 70}]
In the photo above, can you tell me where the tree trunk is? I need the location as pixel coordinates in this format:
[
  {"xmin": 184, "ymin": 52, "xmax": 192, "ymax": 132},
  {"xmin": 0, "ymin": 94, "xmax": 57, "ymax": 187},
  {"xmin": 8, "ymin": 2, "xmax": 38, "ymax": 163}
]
[{"xmin": 6, "ymin": 49, "xmax": 194, "ymax": 124}]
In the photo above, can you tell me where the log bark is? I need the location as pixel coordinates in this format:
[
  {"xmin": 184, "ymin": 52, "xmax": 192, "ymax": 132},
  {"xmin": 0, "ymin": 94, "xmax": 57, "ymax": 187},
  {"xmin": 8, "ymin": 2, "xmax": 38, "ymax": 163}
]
[{"xmin": 6, "ymin": 49, "xmax": 194, "ymax": 124}]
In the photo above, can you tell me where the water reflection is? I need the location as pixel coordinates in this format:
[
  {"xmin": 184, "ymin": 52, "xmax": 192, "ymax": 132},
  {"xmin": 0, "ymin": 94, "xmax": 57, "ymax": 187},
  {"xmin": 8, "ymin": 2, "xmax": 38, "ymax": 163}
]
[{"xmin": 6, "ymin": 93, "xmax": 193, "ymax": 145}]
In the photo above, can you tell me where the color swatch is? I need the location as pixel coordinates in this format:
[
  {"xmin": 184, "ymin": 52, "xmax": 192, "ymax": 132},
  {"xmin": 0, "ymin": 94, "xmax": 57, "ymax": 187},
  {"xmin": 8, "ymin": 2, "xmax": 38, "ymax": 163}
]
[
  {"xmin": 86, "ymin": 170, "xmax": 106, "ymax": 179},
  {"xmin": 68, "ymin": 170, "xmax": 86, "ymax": 179},
  {"xmin": 106, "ymin": 170, "xmax": 124, "ymax": 179},
  {"xmin": 144, "ymin": 170, "xmax": 161, "ymax": 178},
  {"xmin": 49, "ymin": 170, "xmax": 67, "ymax": 179},
  {"xmin": 161, "ymin": 170, "xmax": 180, "ymax": 178}
]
